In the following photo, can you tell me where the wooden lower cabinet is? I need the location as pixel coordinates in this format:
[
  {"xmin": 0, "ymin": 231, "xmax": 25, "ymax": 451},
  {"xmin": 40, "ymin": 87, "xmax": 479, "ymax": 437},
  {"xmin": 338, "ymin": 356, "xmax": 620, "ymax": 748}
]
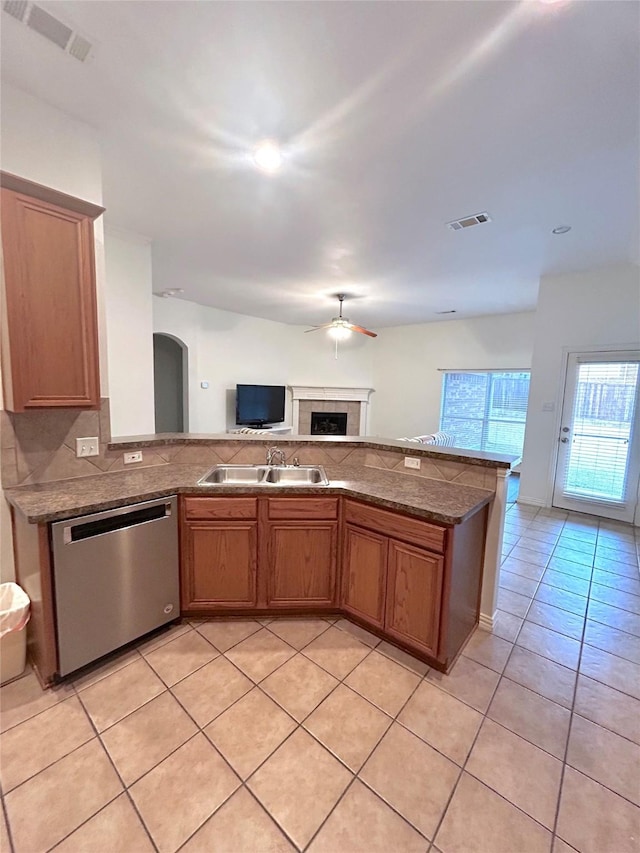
[
  {"xmin": 341, "ymin": 524, "xmax": 388, "ymax": 628},
  {"xmin": 181, "ymin": 496, "xmax": 338, "ymax": 612},
  {"xmin": 266, "ymin": 522, "xmax": 337, "ymax": 606},
  {"xmin": 182, "ymin": 521, "xmax": 258, "ymax": 611},
  {"xmin": 178, "ymin": 494, "xmax": 486, "ymax": 671},
  {"xmin": 340, "ymin": 499, "xmax": 487, "ymax": 670},
  {"xmin": 182, "ymin": 498, "xmax": 259, "ymax": 612},
  {"xmin": 385, "ymin": 539, "xmax": 443, "ymax": 657}
]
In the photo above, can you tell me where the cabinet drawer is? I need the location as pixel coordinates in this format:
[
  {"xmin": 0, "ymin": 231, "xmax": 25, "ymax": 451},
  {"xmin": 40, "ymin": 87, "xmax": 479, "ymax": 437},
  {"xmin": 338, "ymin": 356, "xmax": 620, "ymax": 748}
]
[
  {"xmin": 267, "ymin": 498, "xmax": 338, "ymax": 520},
  {"xmin": 344, "ymin": 500, "xmax": 446, "ymax": 553},
  {"xmin": 184, "ymin": 497, "xmax": 257, "ymax": 520}
]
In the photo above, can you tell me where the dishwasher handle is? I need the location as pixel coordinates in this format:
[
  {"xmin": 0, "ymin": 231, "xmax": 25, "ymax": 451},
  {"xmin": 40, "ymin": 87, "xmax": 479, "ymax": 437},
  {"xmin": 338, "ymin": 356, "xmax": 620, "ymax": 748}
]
[{"xmin": 62, "ymin": 501, "xmax": 173, "ymax": 544}]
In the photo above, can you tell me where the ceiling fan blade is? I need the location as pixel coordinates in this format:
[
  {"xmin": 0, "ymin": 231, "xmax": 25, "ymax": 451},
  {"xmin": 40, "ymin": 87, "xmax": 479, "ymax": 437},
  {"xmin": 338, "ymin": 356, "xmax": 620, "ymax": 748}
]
[
  {"xmin": 347, "ymin": 323, "xmax": 378, "ymax": 338},
  {"xmin": 304, "ymin": 324, "xmax": 334, "ymax": 333}
]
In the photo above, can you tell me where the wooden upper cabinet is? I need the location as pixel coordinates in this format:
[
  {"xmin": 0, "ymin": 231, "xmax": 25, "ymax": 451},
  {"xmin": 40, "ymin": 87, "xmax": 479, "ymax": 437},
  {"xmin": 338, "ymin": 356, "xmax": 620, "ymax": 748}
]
[
  {"xmin": 1, "ymin": 173, "xmax": 104, "ymax": 412},
  {"xmin": 385, "ymin": 539, "xmax": 444, "ymax": 657},
  {"xmin": 341, "ymin": 524, "xmax": 388, "ymax": 628}
]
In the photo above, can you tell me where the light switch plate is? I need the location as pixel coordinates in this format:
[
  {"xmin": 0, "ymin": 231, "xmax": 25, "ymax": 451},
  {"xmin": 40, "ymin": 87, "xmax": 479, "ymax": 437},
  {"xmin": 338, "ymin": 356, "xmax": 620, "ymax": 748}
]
[
  {"xmin": 124, "ymin": 451, "xmax": 143, "ymax": 464},
  {"xmin": 76, "ymin": 437, "xmax": 99, "ymax": 458},
  {"xmin": 404, "ymin": 456, "xmax": 421, "ymax": 470}
]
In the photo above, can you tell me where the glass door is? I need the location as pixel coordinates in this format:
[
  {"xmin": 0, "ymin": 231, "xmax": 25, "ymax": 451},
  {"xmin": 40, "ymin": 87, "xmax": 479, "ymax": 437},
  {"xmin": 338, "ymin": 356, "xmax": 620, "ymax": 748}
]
[{"xmin": 553, "ymin": 352, "xmax": 640, "ymax": 522}]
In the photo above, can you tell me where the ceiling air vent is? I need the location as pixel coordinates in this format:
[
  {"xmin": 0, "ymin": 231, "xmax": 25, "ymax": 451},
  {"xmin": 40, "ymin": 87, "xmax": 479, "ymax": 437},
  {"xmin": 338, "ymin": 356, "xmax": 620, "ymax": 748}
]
[
  {"xmin": 68, "ymin": 33, "xmax": 91, "ymax": 62},
  {"xmin": 3, "ymin": 2, "xmax": 94, "ymax": 61},
  {"xmin": 27, "ymin": 4, "xmax": 72, "ymax": 49},
  {"xmin": 2, "ymin": 0, "xmax": 28, "ymax": 21},
  {"xmin": 447, "ymin": 212, "xmax": 492, "ymax": 231}
]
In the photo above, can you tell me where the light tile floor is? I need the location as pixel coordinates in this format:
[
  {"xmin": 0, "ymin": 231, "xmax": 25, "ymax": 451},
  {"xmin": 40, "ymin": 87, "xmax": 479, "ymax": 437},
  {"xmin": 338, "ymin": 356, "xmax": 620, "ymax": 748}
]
[{"xmin": 1, "ymin": 502, "xmax": 639, "ymax": 852}]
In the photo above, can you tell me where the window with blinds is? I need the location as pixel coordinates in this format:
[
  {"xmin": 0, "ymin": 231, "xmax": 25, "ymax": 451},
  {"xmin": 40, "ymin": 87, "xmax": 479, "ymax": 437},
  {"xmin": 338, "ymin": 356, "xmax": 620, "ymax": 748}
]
[
  {"xmin": 562, "ymin": 361, "xmax": 639, "ymax": 503},
  {"xmin": 439, "ymin": 371, "xmax": 531, "ymax": 456}
]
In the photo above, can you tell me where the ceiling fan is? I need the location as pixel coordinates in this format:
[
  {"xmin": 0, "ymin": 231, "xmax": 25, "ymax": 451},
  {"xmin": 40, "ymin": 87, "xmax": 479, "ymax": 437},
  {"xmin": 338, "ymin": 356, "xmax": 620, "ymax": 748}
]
[{"xmin": 305, "ymin": 294, "xmax": 378, "ymax": 340}]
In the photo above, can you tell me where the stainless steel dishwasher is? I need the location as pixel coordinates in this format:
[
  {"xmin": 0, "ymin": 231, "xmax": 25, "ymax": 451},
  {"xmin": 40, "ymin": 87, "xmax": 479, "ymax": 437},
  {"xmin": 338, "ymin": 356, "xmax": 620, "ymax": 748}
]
[{"xmin": 51, "ymin": 496, "xmax": 180, "ymax": 677}]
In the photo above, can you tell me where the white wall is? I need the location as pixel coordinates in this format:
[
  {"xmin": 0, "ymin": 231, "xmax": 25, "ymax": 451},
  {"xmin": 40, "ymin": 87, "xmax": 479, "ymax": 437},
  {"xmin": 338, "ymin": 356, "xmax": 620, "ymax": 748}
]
[
  {"xmin": 520, "ymin": 264, "xmax": 640, "ymax": 507},
  {"xmin": 0, "ymin": 83, "xmax": 109, "ymax": 583},
  {"xmin": 105, "ymin": 229, "xmax": 155, "ymax": 437},
  {"xmin": 153, "ymin": 296, "xmax": 375, "ymax": 433},
  {"xmin": 0, "ymin": 83, "xmax": 109, "ymax": 397},
  {"xmin": 372, "ymin": 312, "xmax": 536, "ymax": 438}
]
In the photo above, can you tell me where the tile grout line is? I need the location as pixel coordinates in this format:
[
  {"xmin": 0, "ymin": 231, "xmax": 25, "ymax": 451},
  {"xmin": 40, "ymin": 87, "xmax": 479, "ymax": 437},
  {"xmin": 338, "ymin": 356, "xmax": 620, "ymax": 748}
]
[
  {"xmin": 170, "ymin": 619, "xmax": 392, "ymax": 852},
  {"xmin": 241, "ymin": 624, "xmax": 445, "ymax": 848},
  {"xmin": 0, "ymin": 790, "xmax": 16, "ymax": 853},
  {"xmin": 502, "ymin": 536, "xmax": 640, "ymax": 701},
  {"xmin": 427, "ymin": 650, "xmax": 508, "ymax": 849},
  {"xmin": 2, "ymin": 504, "xmax": 637, "ymax": 851},
  {"xmin": 172, "ymin": 624, "xmax": 382, "ymax": 852},
  {"xmin": 516, "ymin": 508, "xmax": 640, "ymax": 817},
  {"xmin": 493, "ymin": 508, "xmax": 587, "ymax": 846},
  {"xmin": 40, "ymin": 697, "xmax": 159, "ymax": 853},
  {"xmin": 549, "ymin": 527, "xmax": 595, "ymax": 846},
  {"xmin": 299, "ymin": 644, "xmax": 434, "ymax": 851}
]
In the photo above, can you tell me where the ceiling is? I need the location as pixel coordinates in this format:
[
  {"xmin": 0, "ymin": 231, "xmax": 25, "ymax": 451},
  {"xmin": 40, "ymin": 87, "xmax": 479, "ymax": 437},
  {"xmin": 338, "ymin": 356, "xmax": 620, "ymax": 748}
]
[{"xmin": 2, "ymin": 0, "xmax": 638, "ymax": 328}]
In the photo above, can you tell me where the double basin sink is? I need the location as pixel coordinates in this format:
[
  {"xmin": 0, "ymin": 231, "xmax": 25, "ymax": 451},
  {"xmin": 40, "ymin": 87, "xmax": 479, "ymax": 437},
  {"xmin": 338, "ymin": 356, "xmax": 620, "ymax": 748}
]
[{"xmin": 198, "ymin": 464, "xmax": 329, "ymax": 487}]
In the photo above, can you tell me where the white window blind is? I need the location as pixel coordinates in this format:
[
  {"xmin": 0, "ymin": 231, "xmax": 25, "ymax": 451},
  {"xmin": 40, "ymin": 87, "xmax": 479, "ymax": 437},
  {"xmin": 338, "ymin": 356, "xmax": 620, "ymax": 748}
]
[
  {"xmin": 439, "ymin": 371, "xmax": 530, "ymax": 456},
  {"xmin": 562, "ymin": 361, "xmax": 639, "ymax": 503}
]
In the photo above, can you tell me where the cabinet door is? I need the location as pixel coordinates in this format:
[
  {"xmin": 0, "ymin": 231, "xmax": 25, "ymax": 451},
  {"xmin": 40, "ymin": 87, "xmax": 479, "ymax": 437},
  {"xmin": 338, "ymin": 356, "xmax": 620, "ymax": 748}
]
[
  {"xmin": 385, "ymin": 539, "xmax": 444, "ymax": 656},
  {"xmin": 1, "ymin": 188, "xmax": 100, "ymax": 411},
  {"xmin": 182, "ymin": 521, "xmax": 257, "ymax": 611},
  {"xmin": 341, "ymin": 524, "xmax": 388, "ymax": 628},
  {"xmin": 266, "ymin": 523, "xmax": 337, "ymax": 606}
]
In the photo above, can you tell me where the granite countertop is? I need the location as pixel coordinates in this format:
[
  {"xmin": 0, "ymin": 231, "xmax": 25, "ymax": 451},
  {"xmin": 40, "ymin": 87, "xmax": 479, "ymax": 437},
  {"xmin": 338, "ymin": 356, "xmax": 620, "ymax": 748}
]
[
  {"xmin": 108, "ymin": 433, "xmax": 518, "ymax": 469},
  {"xmin": 5, "ymin": 463, "xmax": 494, "ymax": 526}
]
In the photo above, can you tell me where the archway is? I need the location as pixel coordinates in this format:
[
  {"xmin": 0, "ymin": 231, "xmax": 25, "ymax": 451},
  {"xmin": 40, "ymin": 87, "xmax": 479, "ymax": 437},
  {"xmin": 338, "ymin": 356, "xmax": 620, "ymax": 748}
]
[{"xmin": 153, "ymin": 333, "xmax": 189, "ymax": 433}]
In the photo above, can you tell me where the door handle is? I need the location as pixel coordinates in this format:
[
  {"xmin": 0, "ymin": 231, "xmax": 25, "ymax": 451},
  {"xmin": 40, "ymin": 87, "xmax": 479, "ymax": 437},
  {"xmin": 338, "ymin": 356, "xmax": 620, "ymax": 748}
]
[
  {"xmin": 562, "ymin": 427, "xmax": 570, "ymax": 433},
  {"xmin": 560, "ymin": 437, "xmax": 569, "ymax": 443}
]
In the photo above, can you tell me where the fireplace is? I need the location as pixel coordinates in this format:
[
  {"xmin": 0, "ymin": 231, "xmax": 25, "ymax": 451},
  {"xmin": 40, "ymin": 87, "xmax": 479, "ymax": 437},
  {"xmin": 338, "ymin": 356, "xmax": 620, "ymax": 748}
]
[
  {"xmin": 289, "ymin": 387, "xmax": 374, "ymax": 436},
  {"xmin": 311, "ymin": 412, "xmax": 348, "ymax": 435}
]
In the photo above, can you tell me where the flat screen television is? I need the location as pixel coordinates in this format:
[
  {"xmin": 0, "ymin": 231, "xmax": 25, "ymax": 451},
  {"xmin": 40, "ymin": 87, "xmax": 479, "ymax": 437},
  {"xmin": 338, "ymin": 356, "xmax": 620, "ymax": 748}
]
[{"xmin": 235, "ymin": 384, "xmax": 286, "ymax": 427}]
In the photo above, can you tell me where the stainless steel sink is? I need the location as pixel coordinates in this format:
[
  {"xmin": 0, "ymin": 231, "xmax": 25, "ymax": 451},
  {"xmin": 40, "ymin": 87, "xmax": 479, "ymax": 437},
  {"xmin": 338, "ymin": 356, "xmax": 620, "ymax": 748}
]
[
  {"xmin": 265, "ymin": 466, "xmax": 329, "ymax": 485},
  {"xmin": 197, "ymin": 464, "xmax": 329, "ymax": 486},
  {"xmin": 198, "ymin": 465, "xmax": 269, "ymax": 485}
]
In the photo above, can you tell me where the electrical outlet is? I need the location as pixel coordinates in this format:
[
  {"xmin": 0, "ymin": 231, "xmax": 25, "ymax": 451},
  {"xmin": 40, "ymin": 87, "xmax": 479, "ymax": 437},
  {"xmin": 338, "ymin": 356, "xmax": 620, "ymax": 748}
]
[
  {"xmin": 76, "ymin": 437, "xmax": 99, "ymax": 458},
  {"xmin": 404, "ymin": 456, "xmax": 421, "ymax": 470},
  {"xmin": 124, "ymin": 451, "xmax": 143, "ymax": 464}
]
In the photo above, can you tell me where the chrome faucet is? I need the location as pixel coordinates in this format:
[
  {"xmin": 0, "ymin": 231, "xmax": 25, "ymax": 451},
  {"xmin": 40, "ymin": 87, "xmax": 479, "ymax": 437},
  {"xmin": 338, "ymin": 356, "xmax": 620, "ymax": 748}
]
[{"xmin": 266, "ymin": 446, "xmax": 286, "ymax": 466}]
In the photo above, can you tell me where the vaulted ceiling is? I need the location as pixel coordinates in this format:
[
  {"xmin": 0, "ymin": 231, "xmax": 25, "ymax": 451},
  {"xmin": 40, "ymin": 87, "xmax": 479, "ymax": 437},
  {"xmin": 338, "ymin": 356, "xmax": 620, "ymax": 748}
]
[{"xmin": 2, "ymin": 0, "xmax": 638, "ymax": 327}]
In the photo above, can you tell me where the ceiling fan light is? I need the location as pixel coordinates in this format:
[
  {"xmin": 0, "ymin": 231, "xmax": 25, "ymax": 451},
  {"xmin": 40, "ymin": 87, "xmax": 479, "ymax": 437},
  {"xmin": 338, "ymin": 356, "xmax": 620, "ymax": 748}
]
[
  {"xmin": 253, "ymin": 139, "xmax": 283, "ymax": 173},
  {"xmin": 328, "ymin": 325, "xmax": 352, "ymax": 340}
]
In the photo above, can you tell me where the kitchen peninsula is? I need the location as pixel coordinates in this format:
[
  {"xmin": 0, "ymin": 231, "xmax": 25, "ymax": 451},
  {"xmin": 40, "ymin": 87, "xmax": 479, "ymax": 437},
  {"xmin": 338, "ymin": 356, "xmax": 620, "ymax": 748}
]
[{"xmin": 6, "ymin": 434, "xmax": 516, "ymax": 686}]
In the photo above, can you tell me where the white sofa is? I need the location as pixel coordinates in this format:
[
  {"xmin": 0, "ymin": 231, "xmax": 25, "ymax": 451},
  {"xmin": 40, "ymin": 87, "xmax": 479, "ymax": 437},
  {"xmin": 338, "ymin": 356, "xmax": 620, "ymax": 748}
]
[{"xmin": 397, "ymin": 431, "xmax": 456, "ymax": 446}]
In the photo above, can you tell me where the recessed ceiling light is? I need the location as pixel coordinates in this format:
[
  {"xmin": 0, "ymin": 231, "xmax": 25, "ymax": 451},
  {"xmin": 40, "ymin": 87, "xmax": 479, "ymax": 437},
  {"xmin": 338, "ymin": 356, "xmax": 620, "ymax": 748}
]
[
  {"xmin": 253, "ymin": 140, "xmax": 283, "ymax": 173},
  {"xmin": 552, "ymin": 225, "xmax": 572, "ymax": 235}
]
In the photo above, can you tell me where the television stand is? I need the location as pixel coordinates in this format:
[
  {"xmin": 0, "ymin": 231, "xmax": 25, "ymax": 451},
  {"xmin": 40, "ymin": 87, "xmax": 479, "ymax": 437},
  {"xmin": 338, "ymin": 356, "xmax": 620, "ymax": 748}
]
[{"xmin": 228, "ymin": 425, "xmax": 292, "ymax": 435}]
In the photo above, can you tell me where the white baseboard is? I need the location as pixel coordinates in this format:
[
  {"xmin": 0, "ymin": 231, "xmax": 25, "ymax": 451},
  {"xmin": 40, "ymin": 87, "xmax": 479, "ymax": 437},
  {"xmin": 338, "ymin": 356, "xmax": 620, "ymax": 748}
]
[
  {"xmin": 478, "ymin": 612, "xmax": 495, "ymax": 631},
  {"xmin": 516, "ymin": 496, "xmax": 546, "ymax": 508}
]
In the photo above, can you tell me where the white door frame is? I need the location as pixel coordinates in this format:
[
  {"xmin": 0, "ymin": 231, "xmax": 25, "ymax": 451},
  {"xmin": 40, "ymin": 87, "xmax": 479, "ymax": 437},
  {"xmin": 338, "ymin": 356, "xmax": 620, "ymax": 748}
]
[{"xmin": 550, "ymin": 345, "xmax": 640, "ymax": 522}]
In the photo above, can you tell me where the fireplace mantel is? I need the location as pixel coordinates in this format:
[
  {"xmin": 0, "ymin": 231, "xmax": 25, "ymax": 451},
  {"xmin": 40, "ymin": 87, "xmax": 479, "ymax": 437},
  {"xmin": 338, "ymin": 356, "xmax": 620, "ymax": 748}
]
[{"xmin": 289, "ymin": 386, "xmax": 374, "ymax": 435}]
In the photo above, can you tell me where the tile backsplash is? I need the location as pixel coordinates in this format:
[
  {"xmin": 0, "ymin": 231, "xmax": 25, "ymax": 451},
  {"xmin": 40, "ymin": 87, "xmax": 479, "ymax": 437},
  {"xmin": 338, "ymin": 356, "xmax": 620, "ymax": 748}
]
[
  {"xmin": 0, "ymin": 401, "xmax": 498, "ymax": 492},
  {"xmin": 1, "ymin": 400, "xmax": 168, "ymax": 487}
]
